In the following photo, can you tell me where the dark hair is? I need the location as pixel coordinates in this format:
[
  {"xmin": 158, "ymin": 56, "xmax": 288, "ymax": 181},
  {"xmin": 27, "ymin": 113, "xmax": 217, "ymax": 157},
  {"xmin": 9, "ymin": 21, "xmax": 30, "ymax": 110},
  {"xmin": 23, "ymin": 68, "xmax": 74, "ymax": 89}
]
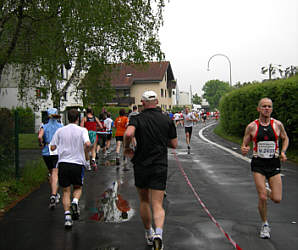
[
  {"xmin": 99, "ymin": 113, "xmax": 106, "ymax": 120},
  {"xmin": 133, "ymin": 105, "xmax": 137, "ymax": 110},
  {"xmin": 119, "ymin": 108, "xmax": 126, "ymax": 116},
  {"xmin": 86, "ymin": 106, "xmax": 93, "ymax": 114},
  {"xmin": 68, "ymin": 109, "xmax": 79, "ymax": 123},
  {"xmin": 107, "ymin": 112, "xmax": 111, "ymax": 118}
]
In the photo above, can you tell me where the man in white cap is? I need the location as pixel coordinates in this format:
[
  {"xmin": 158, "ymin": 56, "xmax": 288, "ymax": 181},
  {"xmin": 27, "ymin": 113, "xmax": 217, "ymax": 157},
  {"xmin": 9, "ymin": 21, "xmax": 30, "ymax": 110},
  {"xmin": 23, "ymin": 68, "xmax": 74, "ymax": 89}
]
[
  {"xmin": 123, "ymin": 90, "xmax": 177, "ymax": 249},
  {"xmin": 38, "ymin": 108, "xmax": 63, "ymax": 209}
]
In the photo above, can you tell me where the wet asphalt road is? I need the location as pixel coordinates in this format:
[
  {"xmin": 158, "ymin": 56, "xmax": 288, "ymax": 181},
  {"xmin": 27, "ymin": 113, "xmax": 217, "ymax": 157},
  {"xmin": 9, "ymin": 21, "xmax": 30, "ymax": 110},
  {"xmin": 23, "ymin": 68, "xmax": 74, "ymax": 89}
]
[{"xmin": 0, "ymin": 120, "xmax": 297, "ymax": 250}]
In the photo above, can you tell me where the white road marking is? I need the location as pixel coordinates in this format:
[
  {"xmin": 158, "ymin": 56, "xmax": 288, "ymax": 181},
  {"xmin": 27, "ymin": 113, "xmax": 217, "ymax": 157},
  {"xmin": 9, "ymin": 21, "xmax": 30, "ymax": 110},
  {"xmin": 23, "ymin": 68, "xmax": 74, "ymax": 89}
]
[{"xmin": 198, "ymin": 123, "xmax": 251, "ymax": 163}]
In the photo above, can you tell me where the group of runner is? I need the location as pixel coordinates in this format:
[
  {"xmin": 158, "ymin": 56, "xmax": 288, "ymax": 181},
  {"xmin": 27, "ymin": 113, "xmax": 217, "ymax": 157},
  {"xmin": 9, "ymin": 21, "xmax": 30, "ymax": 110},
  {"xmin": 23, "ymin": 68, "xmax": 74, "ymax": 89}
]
[{"xmin": 38, "ymin": 95, "xmax": 289, "ymax": 249}]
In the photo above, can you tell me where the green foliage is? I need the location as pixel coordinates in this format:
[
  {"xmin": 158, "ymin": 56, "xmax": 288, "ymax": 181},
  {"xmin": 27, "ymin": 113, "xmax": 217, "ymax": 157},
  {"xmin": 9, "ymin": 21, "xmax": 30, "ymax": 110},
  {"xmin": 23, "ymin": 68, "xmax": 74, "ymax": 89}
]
[
  {"xmin": 219, "ymin": 75, "xmax": 298, "ymax": 150},
  {"xmin": 1, "ymin": 0, "xmax": 167, "ymax": 109},
  {"xmin": 202, "ymin": 80, "xmax": 232, "ymax": 110},
  {"xmin": 0, "ymin": 108, "xmax": 14, "ymax": 167},
  {"xmin": 80, "ymin": 64, "xmax": 115, "ymax": 108},
  {"xmin": 19, "ymin": 133, "xmax": 39, "ymax": 150},
  {"xmin": 0, "ymin": 159, "xmax": 47, "ymax": 211},
  {"xmin": 192, "ymin": 93, "xmax": 202, "ymax": 105},
  {"xmin": 12, "ymin": 107, "xmax": 35, "ymax": 133}
]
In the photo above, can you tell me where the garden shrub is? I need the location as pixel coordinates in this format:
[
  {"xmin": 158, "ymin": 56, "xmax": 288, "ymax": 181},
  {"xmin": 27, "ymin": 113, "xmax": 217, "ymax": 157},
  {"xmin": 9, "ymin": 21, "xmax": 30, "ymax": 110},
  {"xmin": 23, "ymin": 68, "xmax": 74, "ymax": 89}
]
[{"xmin": 219, "ymin": 75, "xmax": 298, "ymax": 149}]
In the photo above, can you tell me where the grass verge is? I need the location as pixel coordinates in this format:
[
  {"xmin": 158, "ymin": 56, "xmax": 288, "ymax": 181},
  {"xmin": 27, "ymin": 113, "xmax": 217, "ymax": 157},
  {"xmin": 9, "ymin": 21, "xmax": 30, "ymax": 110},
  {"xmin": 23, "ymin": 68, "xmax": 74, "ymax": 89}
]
[
  {"xmin": 0, "ymin": 159, "xmax": 47, "ymax": 215},
  {"xmin": 214, "ymin": 123, "xmax": 298, "ymax": 164},
  {"xmin": 19, "ymin": 133, "xmax": 39, "ymax": 149}
]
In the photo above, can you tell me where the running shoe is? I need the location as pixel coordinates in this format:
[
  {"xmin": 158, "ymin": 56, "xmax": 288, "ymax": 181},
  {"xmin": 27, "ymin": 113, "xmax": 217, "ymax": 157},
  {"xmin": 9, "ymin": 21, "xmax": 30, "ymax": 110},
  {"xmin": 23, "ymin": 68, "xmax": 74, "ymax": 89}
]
[
  {"xmin": 145, "ymin": 232, "xmax": 154, "ymax": 246},
  {"xmin": 64, "ymin": 214, "xmax": 73, "ymax": 229},
  {"xmin": 153, "ymin": 234, "xmax": 163, "ymax": 250},
  {"xmin": 260, "ymin": 224, "xmax": 271, "ymax": 239},
  {"xmin": 55, "ymin": 193, "xmax": 60, "ymax": 204},
  {"xmin": 71, "ymin": 202, "xmax": 80, "ymax": 220},
  {"xmin": 116, "ymin": 157, "xmax": 120, "ymax": 166},
  {"xmin": 91, "ymin": 160, "xmax": 98, "ymax": 171},
  {"xmin": 85, "ymin": 161, "xmax": 91, "ymax": 171},
  {"xmin": 49, "ymin": 195, "xmax": 56, "ymax": 210},
  {"xmin": 187, "ymin": 145, "xmax": 191, "ymax": 154}
]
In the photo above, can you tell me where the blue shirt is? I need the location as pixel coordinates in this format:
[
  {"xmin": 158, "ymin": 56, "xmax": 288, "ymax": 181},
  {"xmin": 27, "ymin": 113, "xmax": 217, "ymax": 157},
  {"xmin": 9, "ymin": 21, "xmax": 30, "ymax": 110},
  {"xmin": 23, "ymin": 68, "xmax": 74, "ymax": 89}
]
[{"xmin": 41, "ymin": 119, "xmax": 63, "ymax": 156}]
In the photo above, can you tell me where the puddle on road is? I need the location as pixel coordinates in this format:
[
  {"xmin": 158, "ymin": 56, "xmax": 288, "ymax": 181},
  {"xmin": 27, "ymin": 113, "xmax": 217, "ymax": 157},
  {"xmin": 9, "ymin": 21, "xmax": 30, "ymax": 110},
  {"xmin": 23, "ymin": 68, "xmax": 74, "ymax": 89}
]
[{"xmin": 89, "ymin": 175, "xmax": 135, "ymax": 223}]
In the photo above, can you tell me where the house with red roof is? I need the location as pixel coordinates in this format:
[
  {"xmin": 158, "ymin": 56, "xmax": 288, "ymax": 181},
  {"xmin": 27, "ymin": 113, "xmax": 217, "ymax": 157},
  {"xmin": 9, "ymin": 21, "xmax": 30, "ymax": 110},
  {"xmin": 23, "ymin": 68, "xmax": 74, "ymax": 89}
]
[{"xmin": 106, "ymin": 61, "xmax": 176, "ymax": 110}]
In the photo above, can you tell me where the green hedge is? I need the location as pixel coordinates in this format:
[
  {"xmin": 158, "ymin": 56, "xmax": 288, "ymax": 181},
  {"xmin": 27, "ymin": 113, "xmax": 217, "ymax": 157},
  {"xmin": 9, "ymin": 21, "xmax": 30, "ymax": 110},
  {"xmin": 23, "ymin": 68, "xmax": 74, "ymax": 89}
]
[
  {"xmin": 0, "ymin": 108, "xmax": 15, "ymax": 167},
  {"xmin": 219, "ymin": 75, "xmax": 298, "ymax": 149},
  {"xmin": 12, "ymin": 107, "xmax": 35, "ymax": 133}
]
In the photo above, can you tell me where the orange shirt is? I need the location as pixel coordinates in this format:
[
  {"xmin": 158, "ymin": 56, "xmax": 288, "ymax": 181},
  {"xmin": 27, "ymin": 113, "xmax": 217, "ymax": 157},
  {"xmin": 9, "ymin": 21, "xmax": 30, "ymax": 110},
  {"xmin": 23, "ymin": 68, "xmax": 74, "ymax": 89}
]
[{"xmin": 114, "ymin": 116, "xmax": 128, "ymax": 137}]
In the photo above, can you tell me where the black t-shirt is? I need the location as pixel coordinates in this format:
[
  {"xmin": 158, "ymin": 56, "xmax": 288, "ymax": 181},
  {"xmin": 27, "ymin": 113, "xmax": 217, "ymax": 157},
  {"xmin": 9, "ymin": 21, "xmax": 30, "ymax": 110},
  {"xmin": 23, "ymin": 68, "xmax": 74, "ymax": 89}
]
[{"xmin": 129, "ymin": 108, "xmax": 177, "ymax": 172}]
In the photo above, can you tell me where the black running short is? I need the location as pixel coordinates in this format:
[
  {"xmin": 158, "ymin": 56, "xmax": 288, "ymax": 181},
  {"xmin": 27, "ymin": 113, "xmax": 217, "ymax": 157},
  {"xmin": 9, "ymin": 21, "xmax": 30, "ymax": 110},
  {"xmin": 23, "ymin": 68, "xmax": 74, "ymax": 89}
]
[
  {"xmin": 116, "ymin": 136, "xmax": 123, "ymax": 141},
  {"xmin": 133, "ymin": 167, "xmax": 167, "ymax": 190},
  {"xmin": 98, "ymin": 134, "xmax": 106, "ymax": 147},
  {"xmin": 58, "ymin": 162, "xmax": 84, "ymax": 187},
  {"xmin": 43, "ymin": 155, "xmax": 58, "ymax": 171},
  {"xmin": 251, "ymin": 157, "xmax": 281, "ymax": 179},
  {"xmin": 185, "ymin": 127, "xmax": 193, "ymax": 139}
]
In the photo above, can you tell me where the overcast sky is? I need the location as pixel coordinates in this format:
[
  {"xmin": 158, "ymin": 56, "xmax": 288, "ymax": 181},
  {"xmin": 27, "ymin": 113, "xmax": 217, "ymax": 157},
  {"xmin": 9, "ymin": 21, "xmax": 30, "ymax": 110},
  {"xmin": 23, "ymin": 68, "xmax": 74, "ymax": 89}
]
[{"xmin": 159, "ymin": 0, "xmax": 298, "ymax": 96}]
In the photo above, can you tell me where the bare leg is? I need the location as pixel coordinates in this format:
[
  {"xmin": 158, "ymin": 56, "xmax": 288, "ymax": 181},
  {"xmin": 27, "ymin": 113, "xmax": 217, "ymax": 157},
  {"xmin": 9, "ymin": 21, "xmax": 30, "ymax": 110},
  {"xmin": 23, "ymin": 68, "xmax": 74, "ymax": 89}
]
[
  {"xmin": 137, "ymin": 188, "xmax": 152, "ymax": 229},
  {"xmin": 253, "ymin": 172, "xmax": 268, "ymax": 222},
  {"xmin": 50, "ymin": 168, "xmax": 59, "ymax": 195},
  {"xmin": 151, "ymin": 189, "xmax": 165, "ymax": 229},
  {"xmin": 268, "ymin": 174, "xmax": 282, "ymax": 203}
]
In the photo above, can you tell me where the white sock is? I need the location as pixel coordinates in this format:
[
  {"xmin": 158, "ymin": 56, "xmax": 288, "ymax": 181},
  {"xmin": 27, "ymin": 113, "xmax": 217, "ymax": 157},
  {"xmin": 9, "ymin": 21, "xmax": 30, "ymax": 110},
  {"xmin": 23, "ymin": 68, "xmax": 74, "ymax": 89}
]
[
  {"xmin": 72, "ymin": 198, "xmax": 79, "ymax": 204},
  {"xmin": 155, "ymin": 227, "xmax": 163, "ymax": 237},
  {"xmin": 145, "ymin": 227, "xmax": 155, "ymax": 236},
  {"xmin": 262, "ymin": 221, "xmax": 269, "ymax": 226},
  {"xmin": 65, "ymin": 211, "xmax": 71, "ymax": 219}
]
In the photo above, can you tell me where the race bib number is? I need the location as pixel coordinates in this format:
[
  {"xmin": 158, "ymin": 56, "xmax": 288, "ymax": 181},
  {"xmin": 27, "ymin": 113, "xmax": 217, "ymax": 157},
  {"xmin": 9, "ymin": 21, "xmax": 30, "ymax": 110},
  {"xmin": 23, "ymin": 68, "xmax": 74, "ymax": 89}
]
[
  {"xmin": 257, "ymin": 141, "xmax": 275, "ymax": 158},
  {"xmin": 49, "ymin": 144, "xmax": 58, "ymax": 155}
]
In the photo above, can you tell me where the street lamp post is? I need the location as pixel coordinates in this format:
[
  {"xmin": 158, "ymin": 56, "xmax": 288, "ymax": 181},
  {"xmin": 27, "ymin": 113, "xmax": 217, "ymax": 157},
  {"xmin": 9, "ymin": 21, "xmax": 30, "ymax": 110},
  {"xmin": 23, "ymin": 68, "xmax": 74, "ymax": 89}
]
[{"xmin": 207, "ymin": 53, "xmax": 232, "ymax": 86}]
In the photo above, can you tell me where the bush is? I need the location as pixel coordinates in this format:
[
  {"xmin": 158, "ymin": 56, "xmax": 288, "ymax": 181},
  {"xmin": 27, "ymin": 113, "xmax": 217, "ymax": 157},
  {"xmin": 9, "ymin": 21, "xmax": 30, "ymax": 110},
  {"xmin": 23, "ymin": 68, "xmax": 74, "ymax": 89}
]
[
  {"xmin": 0, "ymin": 108, "xmax": 15, "ymax": 166},
  {"xmin": 219, "ymin": 75, "xmax": 298, "ymax": 150},
  {"xmin": 12, "ymin": 106, "xmax": 35, "ymax": 133},
  {"xmin": 0, "ymin": 159, "xmax": 47, "ymax": 211}
]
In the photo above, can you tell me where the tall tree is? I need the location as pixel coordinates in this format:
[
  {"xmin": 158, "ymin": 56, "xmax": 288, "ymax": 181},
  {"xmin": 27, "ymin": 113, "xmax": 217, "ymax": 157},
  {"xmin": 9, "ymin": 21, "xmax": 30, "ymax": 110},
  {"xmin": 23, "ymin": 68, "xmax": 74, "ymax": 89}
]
[
  {"xmin": 202, "ymin": 80, "xmax": 231, "ymax": 110},
  {"xmin": 1, "ymin": 0, "xmax": 166, "ymax": 109},
  {"xmin": 192, "ymin": 93, "xmax": 202, "ymax": 105}
]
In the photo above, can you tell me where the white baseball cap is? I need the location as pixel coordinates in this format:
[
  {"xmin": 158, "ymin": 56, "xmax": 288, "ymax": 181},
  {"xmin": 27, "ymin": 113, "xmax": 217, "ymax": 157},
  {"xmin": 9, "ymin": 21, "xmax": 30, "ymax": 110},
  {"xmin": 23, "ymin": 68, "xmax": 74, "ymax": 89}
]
[{"xmin": 141, "ymin": 90, "xmax": 157, "ymax": 101}]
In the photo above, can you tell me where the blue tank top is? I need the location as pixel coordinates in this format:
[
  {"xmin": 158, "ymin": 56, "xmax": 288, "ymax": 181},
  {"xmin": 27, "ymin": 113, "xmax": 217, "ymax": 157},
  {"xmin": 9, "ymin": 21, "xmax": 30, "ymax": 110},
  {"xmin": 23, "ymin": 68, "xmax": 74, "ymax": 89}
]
[{"xmin": 42, "ymin": 119, "xmax": 63, "ymax": 156}]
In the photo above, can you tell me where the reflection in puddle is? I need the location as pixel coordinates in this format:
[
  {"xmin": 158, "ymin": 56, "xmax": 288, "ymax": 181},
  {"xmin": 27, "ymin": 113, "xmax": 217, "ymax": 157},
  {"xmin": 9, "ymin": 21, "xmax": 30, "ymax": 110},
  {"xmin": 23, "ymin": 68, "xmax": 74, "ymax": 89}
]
[{"xmin": 90, "ymin": 181, "xmax": 134, "ymax": 223}]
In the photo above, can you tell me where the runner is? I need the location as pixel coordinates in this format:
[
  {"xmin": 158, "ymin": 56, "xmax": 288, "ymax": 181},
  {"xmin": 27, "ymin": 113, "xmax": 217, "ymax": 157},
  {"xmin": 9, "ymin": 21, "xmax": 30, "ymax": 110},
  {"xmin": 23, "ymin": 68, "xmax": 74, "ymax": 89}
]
[
  {"xmin": 38, "ymin": 108, "xmax": 63, "ymax": 209},
  {"xmin": 173, "ymin": 112, "xmax": 181, "ymax": 127},
  {"xmin": 114, "ymin": 108, "xmax": 129, "ymax": 167},
  {"xmin": 80, "ymin": 107, "xmax": 102, "ymax": 170},
  {"xmin": 241, "ymin": 97, "xmax": 289, "ymax": 239},
  {"xmin": 104, "ymin": 112, "xmax": 114, "ymax": 154},
  {"xmin": 123, "ymin": 90, "xmax": 177, "ymax": 249},
  {"xmin": 202, "ymin": 110, "xmax": 207, "ymax": 125},
  {"xmin": 183, "ymin": 107, "xmax": 196, "ymax": 154},
  {"xmin": 50, "ymin": 109, "xmax": 91, "ymax": 229},
  {"xmin": 96, "ymin": 113, "xmax": 107, "ymax": 158},
  {"xmin": 128, "ymin": 105, "xmax": 139, "ymax": 119}
]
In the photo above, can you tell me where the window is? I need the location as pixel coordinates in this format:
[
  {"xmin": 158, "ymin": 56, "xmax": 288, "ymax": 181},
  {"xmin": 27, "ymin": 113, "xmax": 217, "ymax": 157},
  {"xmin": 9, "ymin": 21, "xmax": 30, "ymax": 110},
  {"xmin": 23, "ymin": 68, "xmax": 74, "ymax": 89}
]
[
  {"xmin": 165, "ymin": 90, "xmax": 167, "ymax": 98},
  {"xmin": 36, "ymin": 88, "xmax": 47, "ymax": 99},
  {"xmin": 161, "ymin": 88, "xmax": 164, "ymax": 97},
  {"xmin": 124, "ymin": 89, "xmax": 130, "ymax": 97},
  {"xmin": 169, "ymin": 90, "xmax": 172, "ymax": 98}
]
